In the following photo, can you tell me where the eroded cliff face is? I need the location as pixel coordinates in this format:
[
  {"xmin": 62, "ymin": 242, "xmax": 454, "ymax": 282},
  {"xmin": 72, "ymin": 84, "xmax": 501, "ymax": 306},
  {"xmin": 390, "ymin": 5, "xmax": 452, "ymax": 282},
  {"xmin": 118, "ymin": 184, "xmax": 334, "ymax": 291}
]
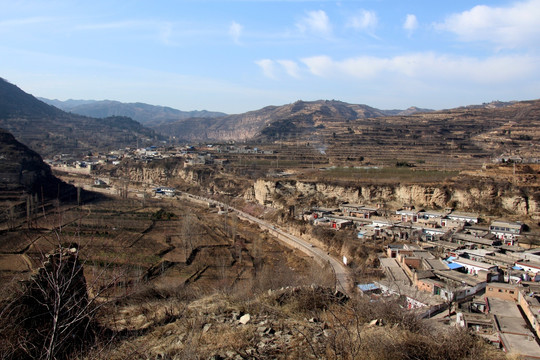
[
  {"xmin": 247, "ymin": 178, "xmax": 540, "ymax": 220},
  {"xmin": 104, "ymin": 162, "xmax": 250, "ymax": 197},
  {"xmin": 101, "ymin": 160, "xmax": 538, "ymax": 220}
]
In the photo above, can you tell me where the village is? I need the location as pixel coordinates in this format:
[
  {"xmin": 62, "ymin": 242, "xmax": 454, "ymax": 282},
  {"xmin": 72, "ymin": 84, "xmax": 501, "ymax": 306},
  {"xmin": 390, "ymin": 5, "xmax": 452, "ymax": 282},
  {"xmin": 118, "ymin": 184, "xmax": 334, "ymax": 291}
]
[
  {"xmin": 302, "ymin": 202, "xmax": 540, "ymax": 357},
  {"xmin": 44, "ymin": 143, "xmax": 540, "ymax": 358},
  {"xmin": 44, "ymin": 143, "xmax": 276, "ymax": 172}
]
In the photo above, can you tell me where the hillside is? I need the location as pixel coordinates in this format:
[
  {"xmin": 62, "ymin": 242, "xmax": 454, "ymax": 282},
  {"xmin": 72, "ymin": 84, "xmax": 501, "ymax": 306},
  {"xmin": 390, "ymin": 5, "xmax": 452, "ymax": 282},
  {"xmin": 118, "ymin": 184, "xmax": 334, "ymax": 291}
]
[
  {"xmin": 152, "ymin": 97, "xmax": 539, "ymax": 169},
  {"xmin": 154, "ymin": 100, "xmax": 391, "ymax": 141},
  {"xmin": 39, "ymin": 98, "xmax": 227, "ymax": 127},
  {"xmin": 0, "ymin": 128, "xmax": 77, "ymax": 229},
  {"xmin": 0, "ymin": 78, "xmax": 160, "ymax": 157},
  {"xmin": 315, "ymin": 99, "xmax": 540, "ymax": 166}
]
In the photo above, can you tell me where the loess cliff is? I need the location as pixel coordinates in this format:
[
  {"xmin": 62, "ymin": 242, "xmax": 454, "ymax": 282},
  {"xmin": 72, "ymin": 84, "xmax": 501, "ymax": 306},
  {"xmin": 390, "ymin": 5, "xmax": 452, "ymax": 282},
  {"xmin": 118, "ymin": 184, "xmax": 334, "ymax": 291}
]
[
  {"xmin": 246, "ymin": 178, "xmax": 539, "ymax": 220},
  {"xmin": 96, "ymin": 159, "xmax": 539, "ymax": 221}
]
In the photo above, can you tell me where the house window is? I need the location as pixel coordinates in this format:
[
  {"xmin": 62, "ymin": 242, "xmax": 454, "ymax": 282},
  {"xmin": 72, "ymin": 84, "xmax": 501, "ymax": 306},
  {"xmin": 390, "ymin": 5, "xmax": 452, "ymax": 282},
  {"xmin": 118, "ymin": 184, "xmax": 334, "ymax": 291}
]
[
  {"xmin": 509, "ymin": 291, "xmax": 514, "ymax": 294},
  {"xmin": 498, "ymin": 289, "xmax": 503, "ymax": 292}
]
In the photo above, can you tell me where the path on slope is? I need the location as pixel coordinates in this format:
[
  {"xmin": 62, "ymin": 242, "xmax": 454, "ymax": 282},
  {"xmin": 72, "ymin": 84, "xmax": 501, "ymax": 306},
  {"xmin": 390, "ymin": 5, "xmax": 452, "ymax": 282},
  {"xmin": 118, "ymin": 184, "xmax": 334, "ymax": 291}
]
[{"xmin": 182, "ymin": 193, "xmax": 354, "ymax": 295}]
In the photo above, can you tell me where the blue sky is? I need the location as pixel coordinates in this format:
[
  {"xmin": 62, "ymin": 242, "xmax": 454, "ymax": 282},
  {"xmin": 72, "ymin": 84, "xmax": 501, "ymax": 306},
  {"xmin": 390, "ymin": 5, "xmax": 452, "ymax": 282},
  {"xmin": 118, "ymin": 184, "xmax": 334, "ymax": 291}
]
[{"xmin": 1, "ymin": 0, "xmax": 539, "ymax": 113}]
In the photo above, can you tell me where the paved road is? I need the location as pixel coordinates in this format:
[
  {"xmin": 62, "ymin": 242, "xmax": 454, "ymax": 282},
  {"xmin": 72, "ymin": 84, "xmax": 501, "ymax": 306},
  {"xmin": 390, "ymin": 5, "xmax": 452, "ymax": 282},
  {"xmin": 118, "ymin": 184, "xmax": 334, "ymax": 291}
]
[
  {"xmin": 66, "ymin": 178, "xmax": 354, "ymax": 294},
  {"xmin": 183, "ymin": 193, "xmax": 354, "ymax": 295}
]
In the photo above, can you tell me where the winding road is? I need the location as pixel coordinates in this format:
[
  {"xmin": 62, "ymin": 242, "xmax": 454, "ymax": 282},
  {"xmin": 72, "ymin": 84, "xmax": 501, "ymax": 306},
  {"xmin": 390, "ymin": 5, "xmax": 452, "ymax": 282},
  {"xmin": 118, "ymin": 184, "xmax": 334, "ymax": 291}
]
[
  {"xmin": 66, "ymin": 178, "xmax": 354, "ymax": 294},
  {"xmin": 182, "ymin": 193, "xmax": 354, "ymax": 295}
]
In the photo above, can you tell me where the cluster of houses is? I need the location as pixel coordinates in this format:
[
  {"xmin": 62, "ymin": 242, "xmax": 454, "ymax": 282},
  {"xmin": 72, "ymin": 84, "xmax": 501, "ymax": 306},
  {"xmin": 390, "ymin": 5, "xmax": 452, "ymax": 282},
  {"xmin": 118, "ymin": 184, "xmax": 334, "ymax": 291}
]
[
  {"xmin": 305, "ymin": 203, "xmax": 539, "ymax": 357},
  {"xmin": 46, "ymin": 144, "xmax": 275, "ymax": 173},
  {"xmin": 303, "ymin": 204, "xmax": 525, "ymax": 246},
  {"xmin": 362, "ymin": 243, "xmax": 540, "ymax": 357}
]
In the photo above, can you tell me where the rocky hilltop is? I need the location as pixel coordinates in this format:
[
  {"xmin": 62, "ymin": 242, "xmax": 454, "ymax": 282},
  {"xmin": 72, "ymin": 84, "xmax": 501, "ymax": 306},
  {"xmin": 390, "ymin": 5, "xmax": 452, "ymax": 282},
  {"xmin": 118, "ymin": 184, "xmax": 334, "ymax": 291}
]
[
  {"xmin": 151, "ymin": 98, "xmax": 539, "ymax": 167},
  {"xmin": 154, "ymin": 100, "xmax": 390, "ymax": 141}
]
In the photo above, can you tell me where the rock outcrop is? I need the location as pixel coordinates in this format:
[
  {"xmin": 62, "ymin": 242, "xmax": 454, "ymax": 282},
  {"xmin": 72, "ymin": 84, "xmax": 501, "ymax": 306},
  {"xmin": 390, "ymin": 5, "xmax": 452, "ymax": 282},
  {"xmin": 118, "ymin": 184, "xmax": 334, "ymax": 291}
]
[
  {"xmin": 248, "ymin": 178, "xmax": 539, "ymax": 220},
  {"xmin": 100, "ymin": 159, "xmax": 539, "ymax": 220}
]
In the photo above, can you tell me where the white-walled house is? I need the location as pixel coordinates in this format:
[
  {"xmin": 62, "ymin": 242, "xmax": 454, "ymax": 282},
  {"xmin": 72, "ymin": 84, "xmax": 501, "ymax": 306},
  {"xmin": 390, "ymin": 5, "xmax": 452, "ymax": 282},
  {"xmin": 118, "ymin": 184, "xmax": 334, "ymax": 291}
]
[
  {"xmin": 451, "ymin": 257, "xmax": 498, "ymax": 276},
  {"xmin": 514, "ymin": 261, "xmax": 540, "ymax": 275},
  {"xmin": 447, "ymin": 211, "xmax": 479, "ymax": 224},
  {"xmin": 489, "ymin": 220, "xmax": 522, "ymax": 245}
]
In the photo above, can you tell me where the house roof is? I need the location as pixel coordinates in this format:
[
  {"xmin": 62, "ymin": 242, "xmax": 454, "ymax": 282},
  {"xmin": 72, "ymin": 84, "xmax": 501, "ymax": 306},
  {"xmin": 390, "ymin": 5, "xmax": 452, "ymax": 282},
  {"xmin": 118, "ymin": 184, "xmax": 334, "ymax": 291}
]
[
  {"xmin": 421, "ymin": 210, "xmax": 448, "ymax": 217},
  {"xmin": 357, "ymin": 283, "xmax": 380, "ymax": 292},
  {"xmin": 515, "ymin": 261, "xmax": 540, "ymax": 270},
  {"xmin": 490, "ymin": 220, "xmax": 522, "ymax": 229},
  {"xmin": 446, "ymin": 262, "xmax": 464, "ymax": 270},
  {"xmin": 396, "ymin": 209, "xmax": 418, "ymax": 215},
  {"xmin": 448, "ymin": 211, "xmax": 479, "ymax": 219},
  {"xmin": 453, "ymin": 257, "xmax": 497, "ymax": 270}
]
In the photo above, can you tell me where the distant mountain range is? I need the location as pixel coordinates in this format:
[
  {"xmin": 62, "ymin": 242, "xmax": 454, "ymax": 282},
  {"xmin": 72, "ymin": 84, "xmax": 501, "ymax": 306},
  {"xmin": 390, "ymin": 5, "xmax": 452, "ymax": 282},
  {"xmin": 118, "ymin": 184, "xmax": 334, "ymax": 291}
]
[
  {"xmin": 39, "ymin": 98, "xmax": 227, "ymax": 127},
  {"xmin": 39, "ymin": 97, "xmax": 437, "ymax": 140},
  {"xmin": 2, "ymin": 77, "xmax": 538, "ymax": 162},
  {"xmin": 0, "ymin": 78, "xmax": 160, "ymax": 156}
]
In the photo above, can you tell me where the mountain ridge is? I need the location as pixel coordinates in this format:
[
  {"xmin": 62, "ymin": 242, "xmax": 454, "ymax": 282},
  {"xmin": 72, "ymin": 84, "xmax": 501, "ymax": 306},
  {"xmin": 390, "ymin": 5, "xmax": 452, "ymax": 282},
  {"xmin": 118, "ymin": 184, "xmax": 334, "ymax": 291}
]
[
  {"xmin": 39, "ymin": 98, "xmax": 227, "ymax": 126},
  {"xmin": 153, "ymin": 99, "xmax": 428, "ymax": 141},
  {"xmin": 0, "ymin": 78, "xmax": 160, "ymax": 157}
]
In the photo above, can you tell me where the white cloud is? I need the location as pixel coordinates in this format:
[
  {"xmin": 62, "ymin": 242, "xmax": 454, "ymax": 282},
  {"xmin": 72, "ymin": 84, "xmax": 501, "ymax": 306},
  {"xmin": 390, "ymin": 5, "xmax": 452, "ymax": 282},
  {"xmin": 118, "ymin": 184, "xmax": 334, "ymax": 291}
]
[
  {"xmin": 300, "ymin": 55, "xmax": 334, "ymax": 77},
  {"xmin": 296, "ymin": 10, "xmax": 332, "ymax": 36},
  {"xmin": 277, "ymin": 60, "xmax": 300, "ymax": 78},
  {"xmin": 229, "ymin": 21, "xmax": 243, "ymax": 44},
  {"xmin": 75, "ymin": 20, "xmax": 147, "ymax": 31},
  {"xmin": 158, "ymin": 23, "xmax": 175, "ymax": 46},
  {"xmin": 301, "ymin": 53, "xmax": 538, "ymax": 83},
  {"xmin": 256, "ymin": 59, "xmax": 277, "ymax": 79},
  {"xmin": 256, "ymin": 59, "xmax": 301, "ymax": 79},
  {"xmin": 0, "ymin": 17, "xmax": 54, "ymax": 28},
  {"xmin": 403, "ymin": 14, "xmax": 418, "ymax": 36},
  {"xmin": 347, "ymin": 10, "xmax": 378, "ymax": 34},
  {"xmin": 436, "ymin": 0, "xmax": 540, "ymax": 49}
]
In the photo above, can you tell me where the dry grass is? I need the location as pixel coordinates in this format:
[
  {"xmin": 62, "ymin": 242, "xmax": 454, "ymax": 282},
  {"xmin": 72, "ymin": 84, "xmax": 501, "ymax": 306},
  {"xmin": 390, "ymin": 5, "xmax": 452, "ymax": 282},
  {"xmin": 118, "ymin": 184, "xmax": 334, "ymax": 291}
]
[{"xmin": 76, "ymin": 287, "xmax": 509, "ymax": 360}]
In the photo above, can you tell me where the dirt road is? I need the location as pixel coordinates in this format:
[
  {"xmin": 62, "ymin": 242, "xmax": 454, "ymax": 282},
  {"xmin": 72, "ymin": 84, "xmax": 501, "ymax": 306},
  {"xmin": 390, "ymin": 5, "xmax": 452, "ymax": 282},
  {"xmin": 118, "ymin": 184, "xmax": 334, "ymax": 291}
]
[{"xmin": 183, "ymin": 193, "xmax": 354, "ymax": 295}]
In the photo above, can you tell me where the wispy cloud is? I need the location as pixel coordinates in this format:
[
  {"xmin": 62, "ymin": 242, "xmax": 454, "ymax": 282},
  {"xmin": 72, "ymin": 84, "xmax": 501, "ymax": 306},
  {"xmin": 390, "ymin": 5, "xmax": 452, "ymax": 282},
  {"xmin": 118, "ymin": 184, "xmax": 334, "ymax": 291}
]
[
  {"xmin": 0, "ymin": 16, "xmax": 55, "ymax": 28},
  {"xmin": 300, "ymin": 53, "xmax": 538, "ymax": 83},
  {"xmin": 158, "ymin": 22, "xmax": 176, "ymax": 46},
  {"xmin": 403, "ymin": 14, "xmax": 418, "ymax": 37},
  {"xmin": 256, "ymin": 59, "xmax": 277, "ymax": 78},
  {"xmin": 76, "ymin": 20, "xmax": 182, "ymax": 46},
  {"xmin": 75, "ymin": 20, "xmax": 148, "ymax": 31},
  {"xmin": 346, "ymin": 10, "xmax": 378, "ymax": 36},
  {"xmin": 277, "ymin": 60, "xmax": 300, "ymax": 78},
  {"xmin": 229, "ymin": 21, "xmax": 243, "ymax": 44},
  {"xmin": 296, "ymin": 10, "xmax": 332, "ymax": 36},
  {"xmin": 435, "ymin": 0, "xmax": 540, "ymax": 49},
  {"xmin": 256, "ymin": 59, "xmax": 301, "ymax": 79}
]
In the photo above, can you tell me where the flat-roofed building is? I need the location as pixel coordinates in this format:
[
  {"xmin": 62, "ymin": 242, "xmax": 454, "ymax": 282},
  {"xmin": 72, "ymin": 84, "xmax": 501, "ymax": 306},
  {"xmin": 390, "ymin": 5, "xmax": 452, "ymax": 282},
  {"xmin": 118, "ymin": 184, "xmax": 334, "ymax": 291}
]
[
  {"xmin": 452, "ymin": 257, "xmax": 498, "ymax": 276},
  {"xmin": 396, "ymin": 209, "xmax": 419, "ymax": 223},
  {"xmin": 340, "ymin": 204, "xmax": 378, "ymax": 218},
  {"xmin": 447, "ymin": 211, "xmax": 479, "ymax": 224},
  {"xmin": 515, "ymin": 260, "xmax": 540, "ymax": 274},
  {"xmin": 489, "ymin": 220, "xmax": 523, "ymax": 245},
  {"xmin": 485, "ymin": 283, "xmax": 519, "ymax": 302}
]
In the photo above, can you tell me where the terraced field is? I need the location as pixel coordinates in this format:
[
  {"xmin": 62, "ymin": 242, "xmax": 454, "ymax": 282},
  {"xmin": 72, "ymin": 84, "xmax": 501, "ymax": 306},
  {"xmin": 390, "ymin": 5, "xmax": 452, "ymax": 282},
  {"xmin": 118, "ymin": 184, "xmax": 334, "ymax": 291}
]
[{"xmin": 0, "ymin": 196, "xmax": 323, "ymax": 301}]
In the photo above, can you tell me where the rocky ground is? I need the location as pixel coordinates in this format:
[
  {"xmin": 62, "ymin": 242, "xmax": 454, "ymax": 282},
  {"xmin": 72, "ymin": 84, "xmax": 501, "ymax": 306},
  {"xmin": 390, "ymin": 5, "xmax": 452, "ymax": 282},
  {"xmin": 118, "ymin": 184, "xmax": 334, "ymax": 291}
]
[{"xmin": 85, "ymin": 285, "xmax": 505, "ymax": 360}]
